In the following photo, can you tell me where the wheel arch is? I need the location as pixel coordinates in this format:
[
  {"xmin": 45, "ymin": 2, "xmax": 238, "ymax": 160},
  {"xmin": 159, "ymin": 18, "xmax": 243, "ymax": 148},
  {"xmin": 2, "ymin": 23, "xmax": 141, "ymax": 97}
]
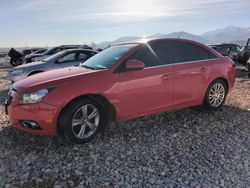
[
  {"xmin": 28, "ymin": 70, "xmax": 44, "ymax": 76},
  {"xmin": 57, "ymin": 94, "xmax": 117, "ymax": 128},
  {"xmin": 211, "ymin": 77, "xmax": 229, "ymax": 92},
  {"xmin": 203, "ymin": 77, "xmax": 229, "ymax": 102}
]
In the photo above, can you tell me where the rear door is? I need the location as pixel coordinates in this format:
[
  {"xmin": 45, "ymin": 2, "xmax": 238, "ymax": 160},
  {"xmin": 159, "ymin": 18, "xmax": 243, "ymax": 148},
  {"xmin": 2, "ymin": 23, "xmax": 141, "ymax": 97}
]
[
  {"xmin": 117, "ymin": 44, "xmax": 174, "ymax": 120},
  {"xmin": 170, "ymin": 41, "xmax": 218, "ymax": 108}
]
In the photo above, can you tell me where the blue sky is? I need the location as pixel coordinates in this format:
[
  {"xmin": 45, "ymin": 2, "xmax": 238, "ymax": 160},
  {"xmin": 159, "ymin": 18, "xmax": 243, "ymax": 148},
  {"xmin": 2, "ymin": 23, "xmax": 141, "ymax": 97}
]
[{"xmin": 0, "ymin": 0, "xmax": 249, "ymax": 47}]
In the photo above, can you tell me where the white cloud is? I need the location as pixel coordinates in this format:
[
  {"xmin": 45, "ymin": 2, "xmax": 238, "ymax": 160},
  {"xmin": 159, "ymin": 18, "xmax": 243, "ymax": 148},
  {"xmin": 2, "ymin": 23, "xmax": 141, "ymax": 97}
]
[{"xmin": 1, "ymin": 0, "xmax": 250, "ymax": 23}]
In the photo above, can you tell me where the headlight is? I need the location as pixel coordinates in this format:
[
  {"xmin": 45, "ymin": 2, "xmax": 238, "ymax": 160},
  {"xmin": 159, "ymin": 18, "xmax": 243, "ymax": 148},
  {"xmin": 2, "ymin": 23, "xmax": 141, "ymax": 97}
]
[
  {"xmin": 10, "ymin": 69, "xmax": 24, "ymax": 76},
  {"xmin": 19, "ymin": 89, "xmax": 49, "ymax": 104}
]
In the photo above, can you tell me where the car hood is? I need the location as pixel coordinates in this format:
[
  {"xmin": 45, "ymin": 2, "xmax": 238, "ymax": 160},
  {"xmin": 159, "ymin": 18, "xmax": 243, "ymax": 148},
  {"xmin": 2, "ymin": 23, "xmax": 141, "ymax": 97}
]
[{"xmin": 13, "ymin": 66, "xmax": 104, "ymax": 93}]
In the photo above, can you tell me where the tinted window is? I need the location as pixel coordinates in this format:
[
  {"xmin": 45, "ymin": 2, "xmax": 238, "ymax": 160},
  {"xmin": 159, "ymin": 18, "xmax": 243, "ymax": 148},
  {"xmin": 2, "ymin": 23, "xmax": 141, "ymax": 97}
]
[
  {"xmin": 61, "ymin": 52, "xmax": 77, "ymax": 62},
  {"xmin": 127, "ymin": 44, "xmax": 160, "ymax": 67},
  {"xmin": 176, "ymin": 42, "xmax": 217, "ymax": 63},
  {"xmin": 78, "ymin": 52, "xmax": 88, "ymax": 61},
  {"xmin": 149, "ymin": 41, "xmax": 178, "ymax": 65},
  {"xmin": 43, "ymin": 51, "xmax": 65, "ymax": 62},
  {"xmin": 150, "ymin": 41, "xmax": 217, "ymax": 65}
]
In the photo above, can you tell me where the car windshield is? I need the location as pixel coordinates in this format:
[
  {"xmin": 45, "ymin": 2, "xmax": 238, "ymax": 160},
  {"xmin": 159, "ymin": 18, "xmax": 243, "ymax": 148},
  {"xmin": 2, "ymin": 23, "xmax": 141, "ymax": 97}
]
[
  {"xmin": 80, "ymin": 44, "xmax": 138, "ymax": 69},
  {"xmin": 43, "ymin": 51, "xmax": 65, "ymax": 62}
]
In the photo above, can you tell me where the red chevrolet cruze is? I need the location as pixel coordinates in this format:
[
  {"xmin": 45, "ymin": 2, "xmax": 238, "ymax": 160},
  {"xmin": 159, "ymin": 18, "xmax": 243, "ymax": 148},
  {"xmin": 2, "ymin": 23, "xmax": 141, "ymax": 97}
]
[{"xmin": 5, "ymin": 38, "xmax": 236, "ymax": 143}]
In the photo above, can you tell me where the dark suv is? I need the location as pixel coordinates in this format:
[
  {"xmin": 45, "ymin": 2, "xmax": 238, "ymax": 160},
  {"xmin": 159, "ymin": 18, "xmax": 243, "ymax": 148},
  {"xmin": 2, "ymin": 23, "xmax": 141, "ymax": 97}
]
[
  {"xmin": 8, "ymin": 48, "xmax": 45, "ymax": 66},
  {"xmin": 238, "ymin": 38, "xmax": 250, "ymax": 65},
  {"xmin": 24, "ymin": 45, "xmax": 93, "ymax": 63},
  {"xmin": 209, "ymin": 44, "xmax": 242, "ymax": 63}
]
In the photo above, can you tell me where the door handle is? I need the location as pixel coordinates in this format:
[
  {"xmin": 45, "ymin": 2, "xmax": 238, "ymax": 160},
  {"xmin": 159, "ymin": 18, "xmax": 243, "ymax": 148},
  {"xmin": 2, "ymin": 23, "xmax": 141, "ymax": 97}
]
[
  {"xmin": 190, "ymin": 67, "xmax": 207, "ymax": 75},
  {"xmin": 161, "ymin": 74, "xmax": 172, "ymax": 80},
  {"xmin": 200, "ymin": 67, "xmax": 206, "ymax": 72}
]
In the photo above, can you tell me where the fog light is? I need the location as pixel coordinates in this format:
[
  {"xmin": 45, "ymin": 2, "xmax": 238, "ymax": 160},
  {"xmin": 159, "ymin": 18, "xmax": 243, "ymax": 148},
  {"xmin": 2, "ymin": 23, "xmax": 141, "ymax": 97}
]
[{"xmin": 21, "ymin": 121, "xmax": 41, "ymax": 130}]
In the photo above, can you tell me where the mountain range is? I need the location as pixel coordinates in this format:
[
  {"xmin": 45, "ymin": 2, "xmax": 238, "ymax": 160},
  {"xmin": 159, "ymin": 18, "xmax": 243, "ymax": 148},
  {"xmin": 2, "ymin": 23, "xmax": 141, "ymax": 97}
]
[{"xmin": 96, "ymin": 26, "xmax": 250, "ymax": 49}]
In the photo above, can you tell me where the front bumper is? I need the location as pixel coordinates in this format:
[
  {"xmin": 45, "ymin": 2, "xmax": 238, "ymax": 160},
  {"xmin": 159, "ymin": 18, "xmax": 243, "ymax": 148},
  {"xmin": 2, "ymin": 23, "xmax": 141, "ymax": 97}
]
[{"xmin": 7, "ymin": 101, "xmax": 61, "ymax": 136}]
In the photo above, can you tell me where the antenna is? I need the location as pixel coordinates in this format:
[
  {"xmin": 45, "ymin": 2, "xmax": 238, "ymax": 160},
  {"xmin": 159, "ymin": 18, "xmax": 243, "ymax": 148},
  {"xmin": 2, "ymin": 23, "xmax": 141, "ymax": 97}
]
[{"xmin": 178, "ymin": 31, "xmax": 183, "ymax": 39}]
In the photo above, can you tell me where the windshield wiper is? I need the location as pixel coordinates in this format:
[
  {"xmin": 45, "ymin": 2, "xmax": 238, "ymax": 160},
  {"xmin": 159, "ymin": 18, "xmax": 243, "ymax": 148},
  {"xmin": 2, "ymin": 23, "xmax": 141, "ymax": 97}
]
[{"xmin": 81, "ymin": 65, "xmax": 97, "ymax": 70}]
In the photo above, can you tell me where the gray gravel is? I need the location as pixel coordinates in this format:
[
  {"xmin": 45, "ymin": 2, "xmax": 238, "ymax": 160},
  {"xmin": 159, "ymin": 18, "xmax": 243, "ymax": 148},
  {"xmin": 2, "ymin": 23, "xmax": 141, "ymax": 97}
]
[{"xmin": 0, "ymin": 62, "xmax": 250, "ymax": 187}]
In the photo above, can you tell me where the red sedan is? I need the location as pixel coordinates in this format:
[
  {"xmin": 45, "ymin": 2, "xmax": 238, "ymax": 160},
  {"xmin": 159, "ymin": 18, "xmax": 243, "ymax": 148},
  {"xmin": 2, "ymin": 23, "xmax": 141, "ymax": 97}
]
[{"xmin": 5, "ymin": 38, "xmax": 236, "ymax": 143}]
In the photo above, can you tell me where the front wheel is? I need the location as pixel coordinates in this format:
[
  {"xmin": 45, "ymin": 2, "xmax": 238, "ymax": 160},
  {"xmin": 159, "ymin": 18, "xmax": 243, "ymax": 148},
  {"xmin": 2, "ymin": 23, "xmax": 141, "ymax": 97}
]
[
  {"xmin": 58, "ymin": 98, "xmax": 108, "ymax": 144},
  {"xmin": 203, "ymin": 80, "xmax": 227, "ymax": 110}
]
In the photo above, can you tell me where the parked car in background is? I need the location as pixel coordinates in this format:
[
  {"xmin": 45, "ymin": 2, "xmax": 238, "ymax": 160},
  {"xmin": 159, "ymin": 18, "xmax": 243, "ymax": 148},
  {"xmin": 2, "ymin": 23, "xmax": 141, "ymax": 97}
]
[
  {"xmin": 8, "ymin": 48, "xmax": 45, "ymax": 66},
  {"xmin": 0, "ymin": 52, "xmax": 8, "ymax": 64},
  {"xmin": 32, "ymin": 48, "xmax": 48, "ymax": 54},
  {"xmin": 5, "ymin": 38, "xmax": 235, "ymax": 143},
  {"xmin": 238, "ymin": 38, "xmax": 250, "ymax": 65},
  {"xmin": 8, "ymin": 49, "xmax": 97, "ymax": 82},
  {"xmin": 209, "ymin": 44, "xmax": 242, "ymax": 62},
  {"xmin": 24, "ymin": 45, "xmax": 93, "ymax": 63}
]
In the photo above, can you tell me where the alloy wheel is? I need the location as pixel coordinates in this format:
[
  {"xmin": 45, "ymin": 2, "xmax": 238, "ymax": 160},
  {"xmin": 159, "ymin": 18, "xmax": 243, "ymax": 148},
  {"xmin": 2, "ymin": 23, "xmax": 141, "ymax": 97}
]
[
  {"xmin": 71, "ymin": 104, "xmax": 100, "ymax": 139},
  {"xmin": 208, "ymin": 83, "xmax": 225, "ymax": 107}
]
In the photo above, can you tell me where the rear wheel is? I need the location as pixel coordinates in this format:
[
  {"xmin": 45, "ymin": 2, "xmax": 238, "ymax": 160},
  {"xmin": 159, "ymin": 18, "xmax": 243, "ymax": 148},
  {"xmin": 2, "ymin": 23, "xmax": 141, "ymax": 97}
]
[
  {"xmin": 203, "ymin": 80, "xmax": 227, "ymax": 110},
  {"xmin": 58, "ymin": 98, "xmax": 108, "ymax": 144},
  {"xmin": 10, "ymin": 58, "xmax": 22, "ymax": 66}
]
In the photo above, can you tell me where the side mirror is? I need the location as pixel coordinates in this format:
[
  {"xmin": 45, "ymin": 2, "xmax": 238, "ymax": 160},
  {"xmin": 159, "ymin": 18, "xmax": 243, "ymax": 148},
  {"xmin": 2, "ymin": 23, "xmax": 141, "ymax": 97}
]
[
  {"xmin": 126, "ymin": 59, "xmax": 145, "ymax": 71},
  {"xmin": 57, "ymin": 58, "xmax": 64, "ymax": 63}
]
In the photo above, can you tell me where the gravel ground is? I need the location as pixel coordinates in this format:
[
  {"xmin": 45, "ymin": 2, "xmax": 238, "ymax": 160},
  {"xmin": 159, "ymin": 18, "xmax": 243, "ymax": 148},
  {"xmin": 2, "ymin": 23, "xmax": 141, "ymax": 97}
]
[{"xmin": 0, "ymin": 61, "xmax": 250, "ymax": 188}]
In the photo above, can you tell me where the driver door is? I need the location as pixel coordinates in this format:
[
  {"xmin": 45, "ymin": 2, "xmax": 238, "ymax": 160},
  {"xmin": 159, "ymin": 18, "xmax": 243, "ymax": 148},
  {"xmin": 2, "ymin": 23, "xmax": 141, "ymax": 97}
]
[{"xmin": 117, "ymin": 45, "xmax": 174, "ymax": 120}]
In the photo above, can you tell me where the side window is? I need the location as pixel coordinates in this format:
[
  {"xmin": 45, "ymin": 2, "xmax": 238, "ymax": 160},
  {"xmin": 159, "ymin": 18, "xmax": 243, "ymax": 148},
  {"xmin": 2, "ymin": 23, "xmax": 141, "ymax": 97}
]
[
  {"xmin": 174, "ymin": 42, "xmax": 217, "ymax": 63},
  {"xmin": 78, "ymin": 52, "xmax": 88, "ymax": 61},
  {"xmin": 149, "ymin": 41, "xmax": 178, "ymax": 65},
  {"xmin": 127, "ymin": 45, "xmax": 160, "ymax": 67},
  {"xmin": 61, "ymin": 52, "xmax": 76, "ymax": 62},
  {"xmin": 48, "ymin": 48, "xmax": 61, "ymax": 55}
]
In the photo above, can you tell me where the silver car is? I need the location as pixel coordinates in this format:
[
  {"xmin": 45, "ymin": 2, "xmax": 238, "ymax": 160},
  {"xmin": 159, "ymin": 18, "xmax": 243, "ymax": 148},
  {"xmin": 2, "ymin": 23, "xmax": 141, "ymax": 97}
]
[{"xmin": 8, "ymin": 49, "xmax": 97, "ymax": 82}]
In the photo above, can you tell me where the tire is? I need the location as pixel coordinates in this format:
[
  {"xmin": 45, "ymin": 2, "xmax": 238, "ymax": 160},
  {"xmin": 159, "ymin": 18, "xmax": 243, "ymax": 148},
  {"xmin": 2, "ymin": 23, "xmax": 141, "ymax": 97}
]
[
  {"xmin": 10, "ymin": 58, "xmax": 22, "ymax": 66},
  {"xmin": 203, "ymin": 79, "xmax": 228, "ymax": 111},
  {"xmin": 58, "ymin": 98, "xmax": 108, "ymax": 144}
]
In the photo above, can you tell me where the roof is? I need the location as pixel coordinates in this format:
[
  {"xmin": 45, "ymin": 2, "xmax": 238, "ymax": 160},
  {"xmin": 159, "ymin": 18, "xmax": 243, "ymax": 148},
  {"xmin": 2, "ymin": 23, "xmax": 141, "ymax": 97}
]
[
  {"xmin": 62, "ymin": 48, "xmax": 98, "ymax": 53},
  {"xmin": 114, "ymin": 37, "xmax": 205, "ymax": 46}
]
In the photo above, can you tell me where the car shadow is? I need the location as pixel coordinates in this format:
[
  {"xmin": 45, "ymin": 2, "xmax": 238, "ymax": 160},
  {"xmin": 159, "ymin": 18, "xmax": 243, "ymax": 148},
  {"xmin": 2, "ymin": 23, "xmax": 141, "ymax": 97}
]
[{"xmin": 0, "ymin": 105, "xmax": 249, "ymax": 149}]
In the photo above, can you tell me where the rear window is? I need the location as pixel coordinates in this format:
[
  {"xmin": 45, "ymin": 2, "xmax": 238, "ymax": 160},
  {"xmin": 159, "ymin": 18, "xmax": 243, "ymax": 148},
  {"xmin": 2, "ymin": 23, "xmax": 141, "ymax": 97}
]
[{"xmin": 150, "ymin": 41, "xmax": 217, "ymax": 65}]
